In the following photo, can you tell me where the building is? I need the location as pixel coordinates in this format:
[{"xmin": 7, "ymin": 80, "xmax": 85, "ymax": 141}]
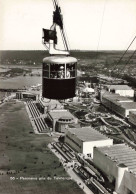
[
  {"xmin": 16, "ymin": 91, "xmax": 39, "ymax": 101},
  {"xmin": 101, "ymin": 92, "xmax": 136, "ymax": 118},
  {"xmin": 82, "ymin": 87, "xmax": 94, "ymax": 93},
  {"xmin": 55, "ymin": 116, "xmax": 74, "ymax": 133},
  {"xmin": 65, "ymin": 127, "xmax": 113, "ymax": 157},
  {"xmin": 98, "ymin": 75, "xmax": 127, "ymax": 85},
  {"xmin": 38, "ymin": 98, "xmax": 63, "ymax": 114},
  {"xmin": 105, "ymin": 85, "xmax": 134, "ymax": 97},
  {"xmin": 129, "ymin": 111, "xmax": 136, "ymax": 126},
  {"xmin": 47, "ymin": 109, "xmax": 78, "ymax": 132},
  {"xmin": 93, "ymin": 144, "xmax": 136, "ymax": 194}
]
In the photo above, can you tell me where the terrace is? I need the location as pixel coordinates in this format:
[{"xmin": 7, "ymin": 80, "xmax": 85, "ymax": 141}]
[{"xmin": 26, "ymin": 100, "xmax": 49, "ymax": 133}]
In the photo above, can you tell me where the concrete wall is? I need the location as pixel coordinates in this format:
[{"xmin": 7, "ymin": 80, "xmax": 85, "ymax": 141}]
[
  {"xmin": 55, "ymin": 122, "xmax": 69, "ymax": 133},
  {"xmin": 102, "ymin": 96, "xmax": 126, "ymax": 117},
  {"xmin": 129, "ymin": 111, "xmax": 136, "ymax": 126},
  {"xmin": 93, "ymin": 148, "xmax": 117, "ymax": 178},
  {"xmin": 65, "ymin": 131, "xmax": 82, "ymax": 153},
  {"xmin": 123, "ymin": 171, "xmax": 136, "ymax": 194},
  {"xmin": 101, "ymin": 96, "xmax": 136, "ymax": 118},
  {"xmin": 93, "ymin": 148, "xmax": 136, "ymax": 194},
  {"xmin": 83, "ymin": 139, "xmax": 113, "ymax": 157}
]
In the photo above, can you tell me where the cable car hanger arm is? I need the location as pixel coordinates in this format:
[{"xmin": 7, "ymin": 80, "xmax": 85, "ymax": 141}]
[{"xmin": 42, "ymin": 0, "xmax": 70, "ymax": 55}]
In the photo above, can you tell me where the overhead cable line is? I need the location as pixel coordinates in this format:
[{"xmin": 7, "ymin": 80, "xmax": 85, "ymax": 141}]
[
  {"xmin": 109, "ymin": 35, "xmax": 136, "ymax": 74},
  {"xmin": 102, "ymin": 35, "xmax": 136, "ymax": 98},
  {"xmin": 116, "ymin": 49, "xmax": 136, "ymax": 78},
  {"xmin": 95, "ymin": 0, "xmax": 107, "ymax": 64}
]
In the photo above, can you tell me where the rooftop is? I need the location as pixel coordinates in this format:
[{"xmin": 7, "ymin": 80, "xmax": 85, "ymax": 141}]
[
  {"xmin": 102, "ymin": 92, "xmax": 133, "ymax": 102},
  {"xmin": 120, "ymin": 102, "xmax": 136, "ymax": 109},
  {"xmin": 39, "ymin": 98, "xmax": 62, "ymax": 107},
  {"xmin": 48, "ymin": 109, "xmax": 75, "ymax": 120},
  {"xmin": 96, "ymin": 144, "xmax": 136, "ymax": 173},
  {"xmin": 68, "ymin": 127, "xmax": 110, "ymax": 142},
  {"xmin": 106, "ymin": 85, "xmax": 133, "ymax": 90},
  {"xmin": 98, "ymin": 75, "xmax": 123, "ymax": 81}
]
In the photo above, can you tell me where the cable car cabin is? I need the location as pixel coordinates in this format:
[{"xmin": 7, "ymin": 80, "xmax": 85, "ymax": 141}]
[{"xmin": 42, "ymin": 56, "xmax": 77, "ymax": 99}]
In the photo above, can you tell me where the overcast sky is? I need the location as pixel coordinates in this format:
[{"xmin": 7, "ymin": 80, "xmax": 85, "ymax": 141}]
[{"xmin": 0, "ymin": 0, "xmax": 136, "ymax": 50}]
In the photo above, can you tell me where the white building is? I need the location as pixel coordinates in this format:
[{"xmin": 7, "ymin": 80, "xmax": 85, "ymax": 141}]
[
  {"xmin": 65, "ymin": 127, "xmax": 113, "ymax": 157},
  {"xmin": 101, "ymin": 92, "xmax": 136, "ymax": 118},
  {"xmin": 93, "ymin": 144, "xmax": 136, "ymax": 194},
  {"xmin": 105, "ymin": 85, "xmax": 134, "ymax": 97},
  {"xmin": 82, "ymin": 87, "xmax": 94, "ymax": 93}
]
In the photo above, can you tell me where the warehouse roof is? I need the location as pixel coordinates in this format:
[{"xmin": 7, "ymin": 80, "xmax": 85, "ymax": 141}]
[
  {"xmin": 68, "ymin": 127, "xmax": 111, "ymax": 142},
  {"xmin": 103, "ymin": 92, "xmax": 133, "ymax": 102},
  {"xmin": 120, "ymin": 102, "xmax": 136, "ymax": 109},
  {"xmin": 102, "ymin": 93, "xmax": 133, "ymax": 104},
  {"xmin": 106, "ymin": 85, "xmax": 133, "ymax": 90},
  {"xmin": 95, "ymin": 144, "xmax": 136, "ymax": 173},
  {"xmin": 48, "ymin": 110, "xmax": 75, "ymax": 120}
]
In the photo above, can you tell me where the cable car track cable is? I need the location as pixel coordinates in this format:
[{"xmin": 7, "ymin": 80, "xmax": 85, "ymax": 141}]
[
  {"xmin": 95, "ymin": 0, "xmax": 107, "ymax": 65},
  {"xmin": 102, "ymin": 35, "xmax": 136, "ymax": 98}
]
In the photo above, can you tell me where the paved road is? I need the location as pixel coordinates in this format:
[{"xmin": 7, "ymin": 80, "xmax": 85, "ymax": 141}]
[{"xmin": 48, "ymin": 143, "xmax": 94, "ymax": 194}]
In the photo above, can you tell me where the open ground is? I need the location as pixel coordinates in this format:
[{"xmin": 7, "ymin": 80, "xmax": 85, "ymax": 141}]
[{"xmin": 0, "ymin": 100, "xmax": 84, "ymax": 194}]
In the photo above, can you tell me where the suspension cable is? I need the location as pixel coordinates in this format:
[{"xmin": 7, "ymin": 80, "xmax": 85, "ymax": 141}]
[
  {"xmin": 63, "ymin": 22, "xmax": 71, "ymax": 51},
  {"xmin": 101, "ymin": 36, "xmax": 136, "ymax": 98},
  {"xmin": 116, "ymin": 49, "xmax": 136, "ymax": 78},
  {"xmin": 94, "ymin": 0, "xmax": 107, "ymax": 65},
  {"xmin": 109, "ymin": 36, "xmax": 136, "ymax": 73}
]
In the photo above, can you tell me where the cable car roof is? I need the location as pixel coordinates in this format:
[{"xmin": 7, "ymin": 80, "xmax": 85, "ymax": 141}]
[{"xmin": 43, "ymin": 56, "xmax": 77, "ymax": 64}]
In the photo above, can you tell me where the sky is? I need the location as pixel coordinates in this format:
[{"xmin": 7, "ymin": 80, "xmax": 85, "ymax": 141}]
[{"xmin": 0, "ymin": 0, "xmax": 136, "ymax": 50}]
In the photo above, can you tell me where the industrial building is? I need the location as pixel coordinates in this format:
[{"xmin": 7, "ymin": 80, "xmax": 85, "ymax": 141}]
[
  {"xmin": 129, "ymin": 111, "xmax": 136, "ymax": 126},
  {"xmin": 47, "ymin": 109, "xmax": 78, "ymax": 132},
  {"xmin": 65, "ymin": 127, "xmax": 113, "ymax": 157},
  {"xmin": 93, "ymin": 144, "xmax": 136, "ymax": 194},
  {"xmin": 105, "ymin": 85, "xmax": 134, "ymax": 97},
  {"xmin": 101, "ymin": 92, "xmax": 136, "ymax": 118},
  {"xmin": 16, "ymin": 91, "xmax": 39, "ymax": 100},
  {"xmin": 38, "ymin": 98, "xmax": 63, "ymax": 114},
  {"xmin": 98, "ymin": 75, "xmax": 127, "ymax": 85}
]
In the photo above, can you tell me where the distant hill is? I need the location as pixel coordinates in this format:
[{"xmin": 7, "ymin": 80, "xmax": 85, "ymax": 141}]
[
  {"xmin": 0, "ymin": 50, "xmax": 132, "ymax": 63},
  {"xmin": 0, "ymin": 50, "xmax": 135, "ymax": 70},
  {"xmin": 0, "ymin": 50, "xmax": 48, "ymax": 63}
]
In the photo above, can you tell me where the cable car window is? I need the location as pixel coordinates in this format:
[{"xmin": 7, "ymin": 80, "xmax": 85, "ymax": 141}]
[
  {"xmin": 43, "ymin": 63, "xmax": 49, "ymax": 70},
  {"xmin": 50, "ymin": 64, "xmax": 65, "ymax": 79},
  {"xmin": 43, "ymin": 70, "xmax": 49, "ymax": 78},
  {"xmin": 43, "ymin": 63, "xmax": 49, "ymax": 78},
  {"xmin": 66, "ymin": 63, "xmax": 76, "ymax": 78}
]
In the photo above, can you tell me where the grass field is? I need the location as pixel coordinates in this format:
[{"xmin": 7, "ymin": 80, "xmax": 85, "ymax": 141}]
[{"xmin": 0, "ymin": 101, "xmax": 84, "ymax": 194}]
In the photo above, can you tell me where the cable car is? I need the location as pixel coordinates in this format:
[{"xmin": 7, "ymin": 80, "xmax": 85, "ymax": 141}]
[
  {"xmin": 43, "ymin": 56, "xmax": 77, "ymax": 99},
  {"xmin": 42, "ymin": 0, "xmax": 77, "ymax": 100}
]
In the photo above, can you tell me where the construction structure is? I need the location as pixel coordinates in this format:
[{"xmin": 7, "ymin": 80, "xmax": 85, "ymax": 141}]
[{"xmin": 93, "ymin": 144, "xmax": 136, "ymax": 194}]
